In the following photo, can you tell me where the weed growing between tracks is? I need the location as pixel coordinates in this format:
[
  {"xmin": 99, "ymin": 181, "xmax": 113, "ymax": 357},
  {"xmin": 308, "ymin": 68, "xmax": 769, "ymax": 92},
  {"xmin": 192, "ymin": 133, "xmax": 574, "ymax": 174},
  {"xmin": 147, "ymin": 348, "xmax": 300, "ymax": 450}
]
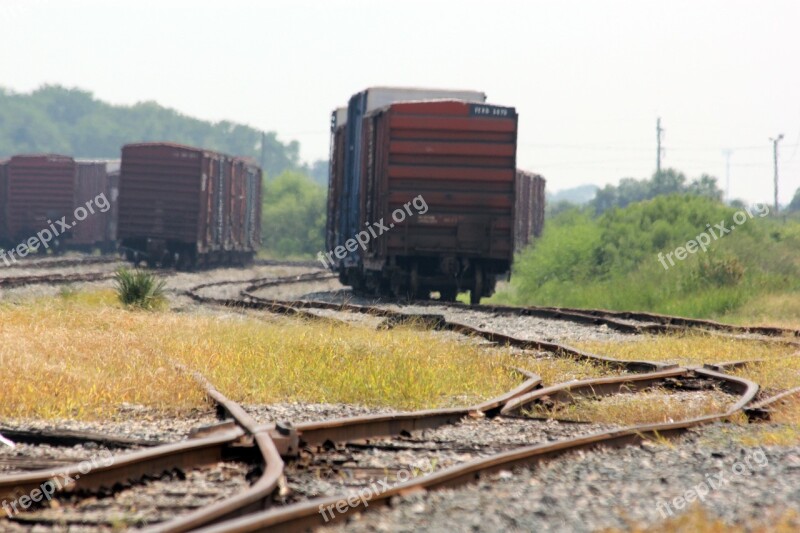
[
  {"xmin": 523, "ymin": 388, "xmax": 733, "ymax": 425},
  {"xmin": 574, "ymin": 333, "xmax": 800, "ymax": 388},
  {"xmin": 0, "ymin": 290, "xmax": 607, "ymax": 419}
]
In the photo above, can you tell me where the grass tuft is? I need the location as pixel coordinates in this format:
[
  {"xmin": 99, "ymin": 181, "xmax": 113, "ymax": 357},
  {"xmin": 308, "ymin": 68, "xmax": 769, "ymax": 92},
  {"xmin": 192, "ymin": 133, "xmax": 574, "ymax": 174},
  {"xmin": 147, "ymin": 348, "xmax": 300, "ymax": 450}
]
[
  {"xmin": 114, "ymin": 268, "xmax": 166, "ymax": 310},
  {"xmin": 523, "ymin": 388, "xmax": 732, "ymax": 425}
]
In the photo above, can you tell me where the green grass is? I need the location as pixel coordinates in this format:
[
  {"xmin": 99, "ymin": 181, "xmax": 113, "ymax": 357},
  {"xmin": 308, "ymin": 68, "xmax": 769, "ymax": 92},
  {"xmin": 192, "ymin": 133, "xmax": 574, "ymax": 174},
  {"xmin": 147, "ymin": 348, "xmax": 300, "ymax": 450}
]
[
  {"xmin": 490, "ymin": 195, "xmax": 800, "ymax": 325},
  {"xmin": 0, "ymin": 290, "xmax": 609, "ymax": 420}
]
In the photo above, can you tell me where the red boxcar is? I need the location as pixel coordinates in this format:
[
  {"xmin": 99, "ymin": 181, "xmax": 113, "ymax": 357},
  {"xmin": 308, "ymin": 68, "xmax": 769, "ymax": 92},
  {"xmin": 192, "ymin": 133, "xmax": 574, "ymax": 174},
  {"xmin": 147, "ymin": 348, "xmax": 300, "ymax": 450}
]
[
  {"xmin": 326, "ymin": 107, "xmax": 348, "ymax": 253},
  {"xmin": 4, "ymin": 154, "xmax": 76, "ymax": 249},
  {"xmin": 514, "ymin": 170, "xmax": 546, "ymax": 253},
  {"xmin": 71, "ymin": 161, "xmax": 110, "ymax": 250},
  {"xmin": 335, "ymin": 99, "xmax": 518, "ymax": 303},
  {"xmin": 105, "ymin": 161, "xmax": 120, "ymax": 245},
  {"xmin": 118, "ymin": 143, "xmax": 262, "ymax": 268}
]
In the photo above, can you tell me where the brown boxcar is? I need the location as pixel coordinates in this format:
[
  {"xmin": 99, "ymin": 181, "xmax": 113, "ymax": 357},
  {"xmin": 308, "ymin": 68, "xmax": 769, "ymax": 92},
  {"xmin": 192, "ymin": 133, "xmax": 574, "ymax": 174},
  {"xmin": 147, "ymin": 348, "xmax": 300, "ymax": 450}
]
[
  {"xmin": 4, "ymin": 154, "xmax": 76, "ymax": 250},
  {"xmin": 105, "ymin": 161, "xmax": 120, "ymax": 246},
  {"xmin": 514, "ymin": 170, "xmax": 546, "ymax": 253},
  {"xmin": 335, "ymin": 99, "xmax": 518, "ymax": 303},
  {"xmin": 239, "ymin": 159, "xmax": 262, "ymax": 253},
  {"xmin": 71, "ymin": 161, "xmax": 109, "ymax": 250},
  {"xmin": 326, "ymin": 107, "xmax": 348, "ymax": 253},
  {"xmin": 118, "ymin": 143, "xmax": 262, "ymax": 268}
]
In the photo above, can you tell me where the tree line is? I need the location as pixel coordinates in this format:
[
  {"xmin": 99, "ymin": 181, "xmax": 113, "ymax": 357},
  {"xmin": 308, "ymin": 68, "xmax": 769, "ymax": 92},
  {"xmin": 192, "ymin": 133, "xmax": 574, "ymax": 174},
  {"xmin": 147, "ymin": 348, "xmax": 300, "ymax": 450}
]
[{"xmin": 0, "ymin": 85, "xmax": 327, "ymax": 181}]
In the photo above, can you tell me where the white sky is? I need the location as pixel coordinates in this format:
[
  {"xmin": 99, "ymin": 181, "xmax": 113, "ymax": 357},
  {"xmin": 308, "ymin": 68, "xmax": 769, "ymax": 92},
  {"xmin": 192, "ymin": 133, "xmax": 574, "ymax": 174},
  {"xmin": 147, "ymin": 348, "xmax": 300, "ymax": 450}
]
[{"xmin": 1, "ymin": 0, "xmax": 799, "ymax": 203}]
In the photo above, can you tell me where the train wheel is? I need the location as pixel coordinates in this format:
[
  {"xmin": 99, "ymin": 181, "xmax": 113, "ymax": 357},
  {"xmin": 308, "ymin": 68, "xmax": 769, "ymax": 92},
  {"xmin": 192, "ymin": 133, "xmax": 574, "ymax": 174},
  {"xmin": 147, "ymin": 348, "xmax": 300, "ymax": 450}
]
[
  {"xmin": 470, "ymin": 264, "xmax": 483, "ymax": 305},
  {"xmin": 409, "ymin": 262, "xmax": 420, "ymax": 300}
]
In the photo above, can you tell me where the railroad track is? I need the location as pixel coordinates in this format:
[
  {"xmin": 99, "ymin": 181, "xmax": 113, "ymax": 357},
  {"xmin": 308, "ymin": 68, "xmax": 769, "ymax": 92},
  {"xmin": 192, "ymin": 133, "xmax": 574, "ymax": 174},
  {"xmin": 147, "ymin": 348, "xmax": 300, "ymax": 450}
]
[
  {"xmin": 0, "ymin": 271, "xmax": 117, "ymax": 288},
  {"xmin": 180, "ymin": 272, "xmax": 800, "ymax": 529},
  {"xmin": 3, "ymin": 269, "xmax": 798, "ymax": 531},
  {"xmin": 2, "ymin": 255, "xmax": 121, "ymax": 271}
]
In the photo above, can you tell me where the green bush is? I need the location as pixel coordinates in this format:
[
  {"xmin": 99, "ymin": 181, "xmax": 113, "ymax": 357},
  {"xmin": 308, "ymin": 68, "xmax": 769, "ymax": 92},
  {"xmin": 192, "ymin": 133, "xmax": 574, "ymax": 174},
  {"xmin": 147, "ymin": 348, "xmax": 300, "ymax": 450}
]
[
  {"xmin": 493, "ymin": 194, "xmax": 800, "ymax": 319},
  {"xmin": 114, "ymin": 268, "xmax": 166, "ymax": 310},
  {"xmin": 261, "ymin": 171, "xmax": 326, "ymax": 257}
]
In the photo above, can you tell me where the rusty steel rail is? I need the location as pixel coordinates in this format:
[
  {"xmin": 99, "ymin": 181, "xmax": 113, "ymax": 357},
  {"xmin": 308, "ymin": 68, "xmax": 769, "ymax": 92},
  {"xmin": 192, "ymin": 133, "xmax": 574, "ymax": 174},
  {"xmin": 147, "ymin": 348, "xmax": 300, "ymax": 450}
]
[
  {"xmin": 500, "ymin": 366, "xmax": 754, "ymax": 416},
  {"xmin": 2, "ymin": 272, "xmax": 789, "ymax": 530},
  {"xmin": 526, "ymin": 304, "xmax": 799, "ymax": 338},
  {"xmin": 0, "ymin": 368, "xmax": 286, "ymax": 533},
  {"xmin": 191, "ymin": 368, "xmax": 758, "ymax": 532},
  {"xmin": 150, "ymin": 274, "xmax": 785, "ymax": 531},
  {"xmin": 291, "ymin": 372, "xmax": 543, "ymax": 448},
  {"xmin": 154, "ymin": 369, "xmax": 544, "ymax": 532},
  {"xmin": 185, "ymin": 275, "xmax": 672, "ymax": 373},
  {"xmin": 2, "ymin": 256, "xmax": 121, "ymax": 270},
  {"xmin": 744, "ymin": 386, "xmax": 800, "ymax": 421},
  {"xmin": 394, "ymin": 298, "xmax": 800, "ymax": 342},
  {"xmin": 190, "ymin": 270, "xmax": 335, "ymax": 293},
  {"xmin": 0, "ymin": 271, "xmax": 115, "ymax": 288},
  {"xmin": 133, "ymin": 367, "xmax": 290, "ymax": 532},
  {"xmin": 0, "ymin": 427, "xmax": 245, "ymax": 502}
]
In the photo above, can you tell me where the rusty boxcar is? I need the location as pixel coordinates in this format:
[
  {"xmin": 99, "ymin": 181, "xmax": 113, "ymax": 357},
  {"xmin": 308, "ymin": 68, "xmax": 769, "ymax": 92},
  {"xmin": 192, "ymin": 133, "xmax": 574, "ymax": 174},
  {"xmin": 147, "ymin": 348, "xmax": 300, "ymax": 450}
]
[
  {"xmin": 4, "ymin": 154, "xmax": 77, "ymax": 251},
  {"xmin": 72, "ymin": 161, "xmax": 112, "ymax": 251},
  {"xmin": 118, "ymin": 142, "xmax": 262, "ymax": 269},
  {"xmin": 514, "ymin": 170, "xmax": 546, "ymax": 253},
  {"xmin": 105, "ymin": 161, "xmax": 120, "ymax": 245},
  {"xmin": 326, "ymin": 107, "xmax": 348, "ymax": 255},
  {"xmin": 328, "ymin": 94, "xmax": 519, "ymax": 304}
]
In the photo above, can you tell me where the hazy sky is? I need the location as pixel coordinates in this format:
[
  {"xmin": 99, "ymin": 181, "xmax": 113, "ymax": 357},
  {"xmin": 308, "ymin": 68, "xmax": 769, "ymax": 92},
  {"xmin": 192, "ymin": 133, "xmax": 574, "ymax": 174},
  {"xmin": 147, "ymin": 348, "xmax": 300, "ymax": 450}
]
[{"xmin": 2, "ymin": 0, "xmax": 799, "ymax": 203}]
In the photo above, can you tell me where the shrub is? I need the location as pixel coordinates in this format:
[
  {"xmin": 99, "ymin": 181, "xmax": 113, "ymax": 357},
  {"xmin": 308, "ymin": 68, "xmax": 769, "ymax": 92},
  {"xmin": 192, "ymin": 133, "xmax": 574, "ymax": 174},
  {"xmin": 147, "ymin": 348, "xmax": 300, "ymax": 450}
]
[
  {"xmin": 696, "ymin": 255, "xmax": 745, "ymax": 286},
  {"xmin": 114, "ymin": 268, "xmax": 166, "ymax": 310}
]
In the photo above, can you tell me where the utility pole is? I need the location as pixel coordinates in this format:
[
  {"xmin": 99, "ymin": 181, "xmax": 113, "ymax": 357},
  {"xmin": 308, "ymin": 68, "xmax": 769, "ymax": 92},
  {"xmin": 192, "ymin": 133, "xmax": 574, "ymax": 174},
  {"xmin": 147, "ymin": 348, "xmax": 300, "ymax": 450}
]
[
  {"xmin": 722, "ymin": 149, "xmax": 732, "ymax": 203},
  {"xmin": 656, "ymin": 117, "xmax": 664, "ymax": 176},
  {"xmin": 770, "ymin": 134, "xmax": 783, "ymax": 214}
]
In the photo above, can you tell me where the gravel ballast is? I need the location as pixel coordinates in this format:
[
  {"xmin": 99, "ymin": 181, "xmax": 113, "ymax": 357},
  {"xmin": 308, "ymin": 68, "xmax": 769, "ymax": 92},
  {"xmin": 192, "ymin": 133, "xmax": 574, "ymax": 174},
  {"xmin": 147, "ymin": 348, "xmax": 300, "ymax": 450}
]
[{"xmin": 325, "ymin": 423, "xmax": 800, "ymax": 532}]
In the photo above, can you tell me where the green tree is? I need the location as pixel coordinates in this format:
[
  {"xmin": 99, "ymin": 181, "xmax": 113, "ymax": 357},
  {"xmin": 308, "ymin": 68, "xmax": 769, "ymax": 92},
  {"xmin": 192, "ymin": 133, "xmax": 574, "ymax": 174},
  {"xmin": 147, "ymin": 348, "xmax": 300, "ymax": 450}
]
[
  {"xmin": 0, "ymin": 85, "xmax": 304, "ymax": 178},
  {"xmin": 590, "ymin": 168, "xmax": 723, "ymax": 214},
  {"xmin": 261, "ymin": 171, "xmax": 326, "ymax": 257}
]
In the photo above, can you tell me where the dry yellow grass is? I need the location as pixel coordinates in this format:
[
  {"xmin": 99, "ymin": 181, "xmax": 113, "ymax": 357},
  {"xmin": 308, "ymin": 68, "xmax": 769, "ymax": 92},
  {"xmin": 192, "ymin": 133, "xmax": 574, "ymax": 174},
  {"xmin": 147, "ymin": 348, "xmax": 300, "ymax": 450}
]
[
  {"xmin": 730, "ymin": 356, "xmax": 800, "ymax": 396},
  {"xmin": 605, "ymin": 505, "xmax": 800, "ymax": 532},
  {"xmin": 0, "ymin": 290, "xmax": 607, "ymax": 420},
  {"xmin": 575, "ymin": 332, "xmax": 797, "ymax": 369},
  {"xmin": 717, "ymin": 292, "xmax": 800, "ymax": 330},
  {"xmin": 568, "ymin": 333, "xmax": 800, "ymax": 429},
  {"xmin": 523, "ymin": 388, "xmax": 732, "ymax": 425}
]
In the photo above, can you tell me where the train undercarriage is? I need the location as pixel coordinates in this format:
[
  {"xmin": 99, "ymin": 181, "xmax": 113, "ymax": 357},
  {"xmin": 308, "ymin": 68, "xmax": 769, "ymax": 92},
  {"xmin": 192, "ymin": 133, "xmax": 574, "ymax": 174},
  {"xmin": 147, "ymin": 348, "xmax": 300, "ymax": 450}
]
[
  {"xmin": 339, "ymin": 255, "xmax": 509, "ymax": 304},
  {"xmin": 121, "ymin": 238, "xmax": 254, "ymax": 270}
]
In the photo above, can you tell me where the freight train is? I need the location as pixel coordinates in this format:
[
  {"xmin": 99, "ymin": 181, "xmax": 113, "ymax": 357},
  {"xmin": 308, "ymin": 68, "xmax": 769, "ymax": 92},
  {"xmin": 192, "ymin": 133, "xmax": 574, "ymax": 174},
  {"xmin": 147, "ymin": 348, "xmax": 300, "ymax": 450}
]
[
  {"xmin": 0, "ymin": 90, "xmax": 542, "ymax": 292},
  {"xmin": 0, "ymin": 143, "xmax": 263, "ymax": 269},
  {"xmin": 117, "ymin": 143, "xmax": 262, "ymax": 269},
  {"xmin": 0, "ymin": 155, "xmax": 118, "ymax": 256},
  {"xmin": 325, "ymin": 87, "xmax": 545, "ymax": 303}
]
